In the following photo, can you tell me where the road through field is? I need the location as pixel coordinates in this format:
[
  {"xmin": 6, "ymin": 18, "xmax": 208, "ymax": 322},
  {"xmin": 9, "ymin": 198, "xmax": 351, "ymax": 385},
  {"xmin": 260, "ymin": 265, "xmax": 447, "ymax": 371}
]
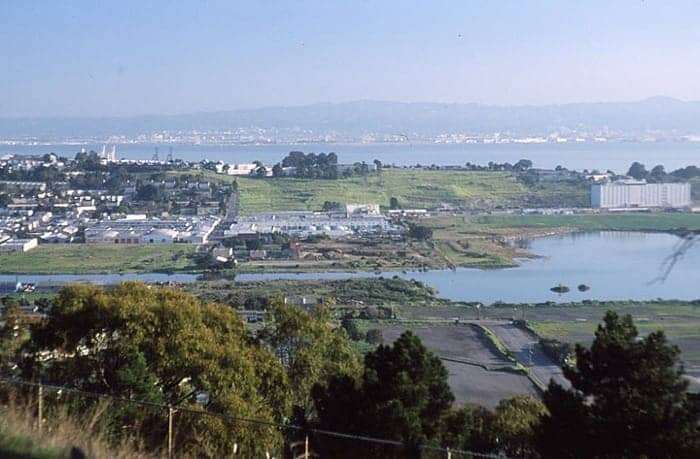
[{"xmin": 485, "ymin": 322, "xmax": 570, "ymax": 390}]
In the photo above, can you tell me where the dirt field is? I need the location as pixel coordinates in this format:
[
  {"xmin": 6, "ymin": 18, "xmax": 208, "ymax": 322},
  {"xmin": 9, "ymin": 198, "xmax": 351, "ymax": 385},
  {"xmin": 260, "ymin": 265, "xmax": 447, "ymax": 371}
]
[{"xmin": 381, "ymin": 324, "xmax": 538, "ymax": 408}]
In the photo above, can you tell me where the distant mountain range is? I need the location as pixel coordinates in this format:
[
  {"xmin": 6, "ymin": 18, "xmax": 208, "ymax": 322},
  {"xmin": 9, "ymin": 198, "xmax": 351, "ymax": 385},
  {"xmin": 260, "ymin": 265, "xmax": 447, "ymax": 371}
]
[{"xmin": 3, "ymin": 97, "xmax": 700, "ymax": 140}]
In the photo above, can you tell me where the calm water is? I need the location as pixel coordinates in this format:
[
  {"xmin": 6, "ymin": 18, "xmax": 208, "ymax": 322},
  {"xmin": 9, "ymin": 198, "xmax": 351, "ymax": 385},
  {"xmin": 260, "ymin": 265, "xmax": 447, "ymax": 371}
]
[
  {"xmin": 2, "ymin": 232, "xmax": 699, "ymax": 304},
  {"xmin": 3, "ymin": 142, "xmax": 700, "ymax": 172}
]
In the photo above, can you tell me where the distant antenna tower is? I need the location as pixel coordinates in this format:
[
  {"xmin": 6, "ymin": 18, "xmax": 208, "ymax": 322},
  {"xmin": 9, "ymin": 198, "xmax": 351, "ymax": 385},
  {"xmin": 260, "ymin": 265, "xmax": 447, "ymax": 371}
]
[
  {"xmin": 152, "ymin": 147, "xmax": 159, "ymax": 161},
  {"xmin": 167, "ymin": 147, "xmax": 174, "ymax": 162}
]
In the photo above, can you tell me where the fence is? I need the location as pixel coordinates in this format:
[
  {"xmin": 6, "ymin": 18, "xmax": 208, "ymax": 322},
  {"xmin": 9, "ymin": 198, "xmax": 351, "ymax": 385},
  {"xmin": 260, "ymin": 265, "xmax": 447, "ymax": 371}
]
[{"xmin": 0, "ymin": 377, "xmax": 507, "ymax": 459}]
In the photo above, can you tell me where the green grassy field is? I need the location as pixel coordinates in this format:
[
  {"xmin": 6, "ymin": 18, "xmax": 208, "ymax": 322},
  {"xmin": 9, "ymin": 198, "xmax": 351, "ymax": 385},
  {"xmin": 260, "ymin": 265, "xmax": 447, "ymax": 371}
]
[
  {"xmin": 171, "ymin": 169, "xmax": 589, "ymax": 214},
  {"xmin": 475, "ymin": 213, "xmax": 700, "ymax": 232},
  {"xmin": 525, "ymin": 301, "xmax": 700, "ymax": 365},
  {"xmin": 0, "ymin": 244, "xmax": 198, "ymax": 274}
]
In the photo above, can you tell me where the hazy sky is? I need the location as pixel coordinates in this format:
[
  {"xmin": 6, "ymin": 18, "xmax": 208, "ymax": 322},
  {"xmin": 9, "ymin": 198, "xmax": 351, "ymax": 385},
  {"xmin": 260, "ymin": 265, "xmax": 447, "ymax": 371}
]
[{"xmin": 2, "ymin": 0, "xmax": 700, "ymax": 117}]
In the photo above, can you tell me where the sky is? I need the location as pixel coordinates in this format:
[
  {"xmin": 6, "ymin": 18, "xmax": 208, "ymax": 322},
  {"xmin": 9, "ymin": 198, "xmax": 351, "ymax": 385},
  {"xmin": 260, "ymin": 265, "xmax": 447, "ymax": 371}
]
[{"xmin": 2, "ymin": 0, "xmax": 700, "ymax": 117}]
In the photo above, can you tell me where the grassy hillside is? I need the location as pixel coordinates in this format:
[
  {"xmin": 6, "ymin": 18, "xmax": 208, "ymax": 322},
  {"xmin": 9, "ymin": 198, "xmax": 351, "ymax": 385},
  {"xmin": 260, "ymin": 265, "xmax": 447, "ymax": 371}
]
[
  {"xmin": 172, "ymin": 169, "xmax": 588, "ymax": 213},
  {"xmin": 0, "ymin": 244, "xmax": 197, "ymax": 274}
]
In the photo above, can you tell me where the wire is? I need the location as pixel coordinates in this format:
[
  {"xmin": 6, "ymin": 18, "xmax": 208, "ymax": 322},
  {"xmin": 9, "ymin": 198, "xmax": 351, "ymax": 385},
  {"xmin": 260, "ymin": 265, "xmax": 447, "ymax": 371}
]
[{"xmin": 0, "ymin": 376, "xmax": 509, "ymax": 458}]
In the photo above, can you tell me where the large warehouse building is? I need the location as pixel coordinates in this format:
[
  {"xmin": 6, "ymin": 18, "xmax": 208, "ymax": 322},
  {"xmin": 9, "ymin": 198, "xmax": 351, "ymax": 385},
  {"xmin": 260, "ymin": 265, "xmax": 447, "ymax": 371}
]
[{"xmin": 591, "ymin": 180, "xmax": 691, "ymax": 209}]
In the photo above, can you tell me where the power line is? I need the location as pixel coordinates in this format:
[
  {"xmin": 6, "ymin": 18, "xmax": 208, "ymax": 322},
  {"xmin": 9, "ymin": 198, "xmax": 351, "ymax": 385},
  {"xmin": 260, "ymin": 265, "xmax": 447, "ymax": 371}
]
[{"xmin": 0, "ymin": 376, "xmax": 508, "ymax": 458}]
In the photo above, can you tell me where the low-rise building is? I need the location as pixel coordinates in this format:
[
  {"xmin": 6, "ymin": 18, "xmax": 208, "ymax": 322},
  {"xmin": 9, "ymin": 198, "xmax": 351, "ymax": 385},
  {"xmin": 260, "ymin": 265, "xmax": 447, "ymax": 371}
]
[
  {"xmin": 224, "ymin": 211, "xmax": 400, "ymax": 239},
  {"xmin": 0, "ymin": 238, "xmax": 38, "ymax": 252},
  {"xmin": 85, "ymin": 216, "xmax": 220, "ymax": 245}
]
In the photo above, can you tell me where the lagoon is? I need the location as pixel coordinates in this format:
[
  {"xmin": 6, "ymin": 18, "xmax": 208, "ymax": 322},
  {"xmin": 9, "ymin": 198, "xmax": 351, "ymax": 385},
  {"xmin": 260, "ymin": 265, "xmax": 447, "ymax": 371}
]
[{"xmin": 3, "ymin": 231, "xmax": 699, "ymax": 304}]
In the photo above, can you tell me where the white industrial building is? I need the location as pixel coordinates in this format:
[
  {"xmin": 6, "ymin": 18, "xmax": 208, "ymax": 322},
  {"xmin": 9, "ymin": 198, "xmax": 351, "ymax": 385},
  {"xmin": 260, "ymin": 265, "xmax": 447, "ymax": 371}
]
[
  {"xmin": 591, "ymin": 180, "xmax": 691, "ymax": 209},
  {"xmin": 85, "ymin": 216, "xmax": 220, "ymax": 244},
  {"xmin": 224, "ymin": 211, "xmax": 400, "ymax": 239}
]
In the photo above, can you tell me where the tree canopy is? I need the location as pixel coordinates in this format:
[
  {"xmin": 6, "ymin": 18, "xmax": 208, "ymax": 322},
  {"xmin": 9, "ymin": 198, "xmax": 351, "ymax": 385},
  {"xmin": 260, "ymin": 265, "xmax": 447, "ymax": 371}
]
[
  {"xmin": 538, "ymin": 311, "xmax": 700, "ymax": 458},
  {"xmin": 312, "ymin": 331, "xmax": 454, "ymax": 458},
  {"xmin": 20, "ymin": 283, "xmax": 290, "ymax": 456}
]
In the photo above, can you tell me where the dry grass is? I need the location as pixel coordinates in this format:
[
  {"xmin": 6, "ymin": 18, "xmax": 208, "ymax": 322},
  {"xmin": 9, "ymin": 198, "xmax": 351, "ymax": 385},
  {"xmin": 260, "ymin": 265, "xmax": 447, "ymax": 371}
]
[{"xmin": 0, "ymin": 393, "xmax": 161, "ymax": 459}]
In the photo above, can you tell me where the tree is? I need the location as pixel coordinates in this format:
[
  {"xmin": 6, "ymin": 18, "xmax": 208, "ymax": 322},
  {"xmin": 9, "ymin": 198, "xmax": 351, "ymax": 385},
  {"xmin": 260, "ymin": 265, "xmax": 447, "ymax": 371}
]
[
  {"xmin": 537, "ymin": 311, "xmax": 700, "ymax": 458},
  {"xmin": 0, "ymin": 300, "xmax": 31, "ymax": 375},
  {"xmin": 135, "ymin": 184, "xmax": 161, "ymax": 201},
  {"xmin": 0, "ymin": 193, "xmax": 12, "ymax": 207},
  {"xmin": 389, "ymin": 197, "xmax": 400, "ymax": 210},
  {"xmin": 272, "ymin": 163, "xmax": 284, "ymax": 177},
  {"xmin": 341, "ymin": 316, "xmax": 362, "ymax": 341},
  {"xmin": 650, "ymin": 164, "xmax": 667, "ymax": 182},
  {"xmin": 258, "ymin": 302, "xmax": 361, "ymax": 414},
  {"xmin": 20, "ymin": 283, "xmax": 290, "ymax": 456},
  {"xmin": 627, "ymin": 161, "xmax": 649, "ymax": 180},
  {"xmin": 365, "ymin": 329, "xmax": 383, "ymax": 345},
  {"xmin": 312, "ymin": 331, "xmax": 454, "ymax": 458},
  {"xmin": 514, "ymin": 159, "xmax": 533, "ymax": 171},
  {"xmin": 408, "ymin": 223, "xmax": 433, "ymax": 241},
  {"xmin": 253, "ymin": 164, "xmax": 268, "ymax": 178},
  {"xmin": 491, "ymin": 396, "xmax": 546, "ymax": 457},
  {"xmin": 322, "ymin": 201, "xmax": 343, "ymax": 212}
]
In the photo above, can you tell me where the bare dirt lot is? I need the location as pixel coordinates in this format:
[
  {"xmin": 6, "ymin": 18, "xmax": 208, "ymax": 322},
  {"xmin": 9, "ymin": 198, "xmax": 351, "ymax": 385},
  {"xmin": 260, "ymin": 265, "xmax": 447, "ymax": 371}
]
[{"xmin": 381, "ymin": 324, "xmax": 538, "ymax": 408}]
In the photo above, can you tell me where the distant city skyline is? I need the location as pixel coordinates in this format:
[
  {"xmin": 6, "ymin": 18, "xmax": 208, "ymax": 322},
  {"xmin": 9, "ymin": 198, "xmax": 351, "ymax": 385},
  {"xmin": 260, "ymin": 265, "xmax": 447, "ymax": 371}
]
[{"xmin": 2, "ymin": 1, "xmax": 700, "ymax": 117}]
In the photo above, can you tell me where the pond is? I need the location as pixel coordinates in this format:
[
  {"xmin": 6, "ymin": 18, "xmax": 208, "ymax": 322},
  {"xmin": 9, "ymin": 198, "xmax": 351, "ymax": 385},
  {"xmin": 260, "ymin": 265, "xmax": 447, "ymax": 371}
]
[{"xmin": 2, "ymin": 231, "xmax": 699, "ymax": 304}]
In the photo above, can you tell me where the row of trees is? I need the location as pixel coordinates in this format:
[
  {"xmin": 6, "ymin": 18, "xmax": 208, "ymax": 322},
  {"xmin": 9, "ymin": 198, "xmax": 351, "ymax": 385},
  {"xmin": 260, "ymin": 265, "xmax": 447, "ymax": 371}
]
[
  {"xmin": 2, "ymin": 284, "xmax": 699, "ymax": 457},
  {"xmin": 464, "ymin": 159, "xmax": 534, "ymax": 172},
  {"xmin": 627, "ymin": 161, "xmax": 700, "ymax": 182},
  {"xmin": 266, "ymin": 151, "xmax": 380, "ymax": 179}
]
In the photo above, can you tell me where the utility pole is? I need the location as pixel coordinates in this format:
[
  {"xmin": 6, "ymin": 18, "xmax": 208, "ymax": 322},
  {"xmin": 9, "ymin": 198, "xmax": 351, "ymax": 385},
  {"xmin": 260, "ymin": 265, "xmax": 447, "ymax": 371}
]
[
  {"xmin": 37, "ymin": 383, "xmax": 43, "ymax": 433},
  {"xmin": 168, "ymin": 405, "xmax": 174, "ymax": 458}
]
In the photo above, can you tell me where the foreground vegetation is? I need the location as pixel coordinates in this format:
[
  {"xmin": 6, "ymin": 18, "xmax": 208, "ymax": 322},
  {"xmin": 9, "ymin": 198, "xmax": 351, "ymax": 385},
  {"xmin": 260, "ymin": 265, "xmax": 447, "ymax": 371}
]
[
  {"xmin": 1, "ymin": 283, "xmax": 698, "ymax": 457},
  {"xmin": 0, "ymin": 244, "xmax": 198, "ymax": 274},
  {"xmin": 0, "ymin": 398, "xmax": 154, "ymax": 459}
]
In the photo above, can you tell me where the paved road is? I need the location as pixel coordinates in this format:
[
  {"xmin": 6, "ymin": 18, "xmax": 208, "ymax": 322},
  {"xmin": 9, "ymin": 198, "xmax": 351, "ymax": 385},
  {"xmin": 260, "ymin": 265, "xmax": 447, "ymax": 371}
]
[{"xmin": 485, "ymin": 322, "xmax": 571, "ymax": 390}]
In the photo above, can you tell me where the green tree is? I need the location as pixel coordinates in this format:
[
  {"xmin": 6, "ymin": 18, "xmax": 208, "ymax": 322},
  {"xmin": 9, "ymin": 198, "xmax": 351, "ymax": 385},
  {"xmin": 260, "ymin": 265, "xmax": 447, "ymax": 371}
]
[
  {"xmin": 650, "ymin": 164, "xmax": 667, "ymax": 182},
  {"xmin": 258, "ymin": 302, "xmax": 361, "ymax": 413},
  {"xmin": 408, "ymin": 223, "xmax": 433, "ymax": 241},
  {"xmin": 491, "ymin": 396, "xmax": 546, "ymax": 457},
  {"xmin": 20, "ymin": 283, "xmax": 290, "ymax": 456},
  {"xmin": 627, "ymin": 161, "xmax": 649, "ymax": 180},
  {"xmin": 0, "ymin": 300, "xmax": 31, "ymax": 375},
  {"xmin": 365, "ymin": 328, "xmax": 383, "ymax": 345},
  {"xmin": 312, "ymin": 331, "xmax": 454, "ymax": 458},
  {"xmin": 135, "ymin": 183, "xmax": 161, "ymax": 201},
  {"xmin": 537, "ymin": 311, "xmax": 700, "ymax": 458},
  {"xmin": 0, "ymin": 193, "xmax": 13, "ymax": 207},
  {"xmin": 389, "ymin": 196, "xmax": 400, "ymax": 209},
  {"xmin": 340, "ymin": 316, "xmax": 362, "ymax": 341},
  {"xmin": 514, "ymin": 159, "xmax": 533, "ymax": 171}
]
